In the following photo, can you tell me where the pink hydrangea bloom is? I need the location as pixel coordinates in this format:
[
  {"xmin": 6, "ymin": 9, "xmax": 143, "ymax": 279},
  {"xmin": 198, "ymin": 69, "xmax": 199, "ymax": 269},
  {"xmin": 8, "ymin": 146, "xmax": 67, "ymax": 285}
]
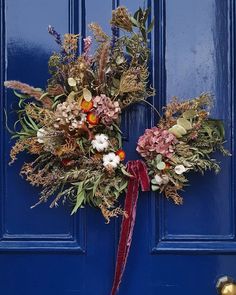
[
  {"xmin": 137, "ymin": 127, "xmax": 177, "ymax": 159},
  {"xmin": 93, "ymin": 94, "xmax": 121, "ymax": 126}
]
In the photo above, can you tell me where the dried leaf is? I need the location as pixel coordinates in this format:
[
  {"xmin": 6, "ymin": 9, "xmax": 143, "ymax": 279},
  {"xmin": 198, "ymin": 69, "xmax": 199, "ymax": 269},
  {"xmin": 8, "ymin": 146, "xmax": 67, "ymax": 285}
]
[{"xmin": 83, "ymin": 88, "xmax": 92, "ymax": 102}]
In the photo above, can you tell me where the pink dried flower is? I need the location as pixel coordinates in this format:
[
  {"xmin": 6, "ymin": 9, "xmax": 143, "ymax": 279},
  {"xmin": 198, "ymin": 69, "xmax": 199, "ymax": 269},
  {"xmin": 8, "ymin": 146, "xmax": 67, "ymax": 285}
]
[
  {"xmin": 93, "ymin": 94, "xmax": 121, "ymax": 126},
  {"xmin": 137, "ymin": 127, "xmax": 178, "ymax": 159},
  {"xmin": 83, "ymin": 36, "xmax": 92, "ymax": 62}
]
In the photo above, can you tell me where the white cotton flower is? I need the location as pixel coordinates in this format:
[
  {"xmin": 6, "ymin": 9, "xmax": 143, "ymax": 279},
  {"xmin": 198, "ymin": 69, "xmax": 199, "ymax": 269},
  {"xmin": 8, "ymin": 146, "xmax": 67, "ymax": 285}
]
[
  {"xmin": 37, "ymin": 128, "xmax": 48, "ymax": 144},
  {"xmin": 103, "ymin": 152, "xmax": 120, "ymax": 168},
  {"xmin": 174, "ymin": 164, "xmax": 187, "ymax": 175},
  {"xmin": 92, "ymin": 134, "xmax": 109, "ymax": 152}
]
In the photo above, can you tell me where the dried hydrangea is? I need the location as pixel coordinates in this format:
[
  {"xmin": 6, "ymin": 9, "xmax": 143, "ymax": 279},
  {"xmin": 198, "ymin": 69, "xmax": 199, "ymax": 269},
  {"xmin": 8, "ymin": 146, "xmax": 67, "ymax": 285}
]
[
  {"xmin": 54, "ymin": 100, "xmax": 86, "ymax": 130},
  {"xmin": 93, "ymin": 94, "xmax": 121, "ymax": 126},
  {"xmin": 136, "ymin": 127, "xmax": 178, "ymax": 159}
]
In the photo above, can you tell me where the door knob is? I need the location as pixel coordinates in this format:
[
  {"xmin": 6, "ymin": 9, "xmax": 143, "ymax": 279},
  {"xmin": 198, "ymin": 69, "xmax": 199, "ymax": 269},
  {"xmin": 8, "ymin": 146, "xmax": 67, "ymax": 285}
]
[{"xmin": 216, "ymin": 276, "xmax": 236, "ymax": 295}]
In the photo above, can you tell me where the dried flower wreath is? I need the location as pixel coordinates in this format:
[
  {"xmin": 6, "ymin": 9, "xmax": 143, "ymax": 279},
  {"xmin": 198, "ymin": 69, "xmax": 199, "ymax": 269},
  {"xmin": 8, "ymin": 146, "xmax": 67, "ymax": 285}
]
[
  {"xmin": 4, "ymin": 6, "xmax": 154, "ymax": 222},
  {"xmin": 137, "ymin": 93, "xmax": 230, "ymax": 203}
]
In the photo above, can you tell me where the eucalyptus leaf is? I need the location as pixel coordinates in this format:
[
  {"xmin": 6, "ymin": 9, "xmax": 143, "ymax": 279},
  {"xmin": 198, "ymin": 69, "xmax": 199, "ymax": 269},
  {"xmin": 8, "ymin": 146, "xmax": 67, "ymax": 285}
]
[
  {"xmin": 151, "ymin": 185, "xmax": 159, "ymax": 191},
  {"xmin": 155, "ymin": 154, "xmax": 162, "ymax": 164},
  {"xmin": 177, "ymin": 118, "xmax": 192, "ymax": 130},
  {"xmin": 151, "ymin": 178, "xmax": 157, "ymax": 185},
  {"xmin": 68, "ymin": 77, "xmax": 77, "ymax": 87},
  {"xmin": 83, "ymin": 88, "xmax": 92, "ymax": 101},
  {"xmin": 67, "ymin": 91, "xmax": 76, "ymax": 101},
  {"xmin": 169, "ymin": 124, "xmax": 187, "ymax": 138},
  {"xmin": 183, "ymin": 110, "xmax": 196, "ymax": 119},
  {"xmin": 157, "ymin": 161, "xmax": 166, "ymax": 170}
]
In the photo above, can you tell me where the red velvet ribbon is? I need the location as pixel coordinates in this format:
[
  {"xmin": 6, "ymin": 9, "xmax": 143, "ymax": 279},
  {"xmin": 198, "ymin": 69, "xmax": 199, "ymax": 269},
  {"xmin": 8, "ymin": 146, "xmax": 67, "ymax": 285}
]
[{"xmin": 110, "ymin": 160, "xmax": 150, "ymax": 295}]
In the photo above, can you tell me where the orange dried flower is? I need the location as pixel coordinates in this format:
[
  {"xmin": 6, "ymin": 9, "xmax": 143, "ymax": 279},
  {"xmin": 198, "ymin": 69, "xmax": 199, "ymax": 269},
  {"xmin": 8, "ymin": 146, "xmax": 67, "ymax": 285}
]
[
  {"xmin": 87, "ymin": 112, "xmax": 99, "ymax": 125},
  {"xmin": 116, "ymin": 149, "xmax": 126, "ymax": 161},
  {"xmin": 81, "ymin": 99, "xmax": 93, "ymax": 113}
]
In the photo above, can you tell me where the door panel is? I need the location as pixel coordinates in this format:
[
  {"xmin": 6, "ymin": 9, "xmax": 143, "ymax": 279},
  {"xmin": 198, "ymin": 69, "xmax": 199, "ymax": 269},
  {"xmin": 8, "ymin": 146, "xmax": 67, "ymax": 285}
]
[
  {"xmin": 0, "ymin": 1, "xmax": 115, "ymax": 294},
  {"xmin": 153, "ymin": 0, "xmax": 236, "ymax": 252},
  {"xmin": 0, "ymin": 0, "xmax": 235, "ymax": 295},
  {"xmin": 2, "ymin": 0, "xmax": 85, "ymax": 252}
]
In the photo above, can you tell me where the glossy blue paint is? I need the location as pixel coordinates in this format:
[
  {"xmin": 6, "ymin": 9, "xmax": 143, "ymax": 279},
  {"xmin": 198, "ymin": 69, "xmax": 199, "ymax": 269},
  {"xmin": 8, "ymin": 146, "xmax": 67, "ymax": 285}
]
[{"xmin": 0, "ymin": 0, "xmax": 236, "ymax": 294}]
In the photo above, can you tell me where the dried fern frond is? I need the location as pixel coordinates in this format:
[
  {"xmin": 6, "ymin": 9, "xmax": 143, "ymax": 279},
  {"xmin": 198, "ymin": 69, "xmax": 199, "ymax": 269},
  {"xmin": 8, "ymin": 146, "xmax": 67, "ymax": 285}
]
[
  {"xmin": 164, "ymin": 185, "xmax": 183, "ymax": 205},
  {"xmin": 99, "ymin": 203, "xmax": 128, "ymax": 224}
]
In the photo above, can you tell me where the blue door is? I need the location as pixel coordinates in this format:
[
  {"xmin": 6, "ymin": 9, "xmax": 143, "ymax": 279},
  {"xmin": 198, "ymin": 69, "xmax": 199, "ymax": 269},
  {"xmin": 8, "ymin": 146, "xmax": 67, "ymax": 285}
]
[{"xmin": 0, "ymin": 0, "xmax": 236, "ymax": 294}]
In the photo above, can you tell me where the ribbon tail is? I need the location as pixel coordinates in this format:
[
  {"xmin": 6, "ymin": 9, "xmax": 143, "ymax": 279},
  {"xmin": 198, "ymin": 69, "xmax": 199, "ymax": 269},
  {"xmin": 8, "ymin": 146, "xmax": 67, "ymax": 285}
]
[
  {"xmin": 110, "ymin": 160, "xmax": 150, "ymax": 295},
  {"xmin": 110, "ymin": 168, "xmax": 139, "ymax": 295}
]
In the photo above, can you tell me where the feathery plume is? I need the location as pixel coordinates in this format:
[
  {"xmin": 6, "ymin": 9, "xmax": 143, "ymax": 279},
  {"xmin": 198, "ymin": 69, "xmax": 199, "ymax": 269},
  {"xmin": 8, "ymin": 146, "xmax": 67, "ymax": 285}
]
[{"xmin": 4, "ymin": 81, "xmax": 52, "ymax": 108}]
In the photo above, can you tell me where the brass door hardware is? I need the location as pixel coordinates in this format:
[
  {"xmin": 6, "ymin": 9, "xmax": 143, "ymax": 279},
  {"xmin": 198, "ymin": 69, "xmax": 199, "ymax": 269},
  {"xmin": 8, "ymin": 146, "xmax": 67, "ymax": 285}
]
[{"xmin": 216, "ymin": 276, "xmax": 236, "ymax": 295}]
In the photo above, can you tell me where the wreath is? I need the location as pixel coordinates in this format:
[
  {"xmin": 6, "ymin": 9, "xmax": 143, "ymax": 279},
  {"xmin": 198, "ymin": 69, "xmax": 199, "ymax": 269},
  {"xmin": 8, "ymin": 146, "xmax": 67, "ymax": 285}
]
[
  {"xmin": 4, "ymin": 6, "xmax": 229, "ymax": 295},
  {"xmin": 137, "ymin": 93, "xmax": 230, "ymax": 204},
  {"xmin": 5, "ymin": 6, "xmax": 154, "ymax": 223}
]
